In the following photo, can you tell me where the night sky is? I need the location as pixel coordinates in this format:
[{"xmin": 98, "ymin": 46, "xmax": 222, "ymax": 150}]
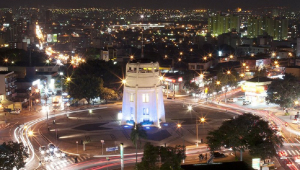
[{"xmin": 0, "ymin": 0, "xmax": 298, "ymax": 10}]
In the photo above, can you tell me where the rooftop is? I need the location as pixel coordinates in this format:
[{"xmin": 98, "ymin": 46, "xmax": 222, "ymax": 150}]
[
  {"xmin": 247, "ymin": 76, "xmax": 273, "ymax": 82},
  {"xmin": 0, "ymin": 71, "xmax": 13, "ymax": 75}
]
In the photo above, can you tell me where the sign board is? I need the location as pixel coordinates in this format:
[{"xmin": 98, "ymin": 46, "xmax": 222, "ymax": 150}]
[
  {"xmin": 106, "ymin": 146, "xmax": 118, "ymax": 152},
  {"xmin": 252, "ymin": 158, "xmax": 261, "ymax": 170}
]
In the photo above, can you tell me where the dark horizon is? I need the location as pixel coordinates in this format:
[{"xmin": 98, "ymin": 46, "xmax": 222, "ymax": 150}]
[{"xmin": 0, "ymin": 0, "xmax": 296, "ymax": 11}]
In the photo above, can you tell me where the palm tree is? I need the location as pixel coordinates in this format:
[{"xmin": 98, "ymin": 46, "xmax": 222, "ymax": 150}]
[{"xmin": 130, "ymin": 123, "xmax": 147, "ymax": 163}]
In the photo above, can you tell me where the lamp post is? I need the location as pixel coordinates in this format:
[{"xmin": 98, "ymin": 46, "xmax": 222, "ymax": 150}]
[
  {"xmin": 225, "ymin": 70, "xmax": 231, "ymax": 103},
  {"xmin": 76, "ymin": 141, "xmax": 78, "ymax": 153},
  {"xmin": 140, "ymin": 15, "xmax": 144, "ymax": 58},
  {"xmin": 60, "ymin": 72, "xmax": 63, "ymax": 92},
  {"xmin": 187, "ymin": 106, "xmax": 206, "ymax": 147},
  {"xmin": 177, "ymin": 123, "xmax": 184, "ymax": 162}
]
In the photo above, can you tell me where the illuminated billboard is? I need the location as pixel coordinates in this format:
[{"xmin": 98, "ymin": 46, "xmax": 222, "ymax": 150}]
[
  {"xmin": 47, "ymin": 34, "xmax": 58, "ymax": 43},
  {"xmin": 53, "ymin": 34, "xmax": 57, "ymax": 42}
]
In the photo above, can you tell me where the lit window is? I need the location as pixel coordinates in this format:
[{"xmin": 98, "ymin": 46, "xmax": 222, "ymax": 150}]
[
  {"xmin": 130, "ymin": 93, "xmax": 134, "ymax": 102},
  {"xmin": 143, "ymin": 108, "xmax": 149, "ymax": 115},
  {"xmin": 142, "ymin": 94, "xmax": 149, "ymax": 103}
]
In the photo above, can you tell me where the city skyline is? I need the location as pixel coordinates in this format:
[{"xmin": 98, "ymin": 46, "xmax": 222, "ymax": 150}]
[{"xmin": 0, "ymin": 0, "xmax": 295, "ymax": 10}]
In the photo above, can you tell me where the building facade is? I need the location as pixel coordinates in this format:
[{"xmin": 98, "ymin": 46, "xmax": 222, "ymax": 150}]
[
  {"xmin": 121, "ymin": 60, "xmax": 165, "ymax": 127},
  {"xmin": 0, "ymin": 71, "xmax": 16, "ymax": 102}
]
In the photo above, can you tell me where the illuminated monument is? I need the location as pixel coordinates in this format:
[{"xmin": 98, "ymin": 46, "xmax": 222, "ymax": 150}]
[{"xmin": 121, "ymin": 59, "xmax": 165, "ymax": 127}]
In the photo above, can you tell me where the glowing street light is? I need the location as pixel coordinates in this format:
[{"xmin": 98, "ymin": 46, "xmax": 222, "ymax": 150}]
[
  {"xmin": 216, "ymin": 81, "xmax": 220, "ymax": 85},
  {"xmin": 242, "ymin": 63, "xmax": 246, "ymax": 67},
  {"xmin": 66, "ymin": 77, "xmax": 71, "ymax": 82},
  {"xmin": 177, "ymin": 123, "xmax": 182, "ymax": 128},
  {"xmin": 122, "ymin": 79, "xmax": 126, "ymax": 84},
  {"xmin": 203, "ymin": 56, "xmax": 207, "ymax": 61},
  {"xmin": 240, "ymin": 73, "xmax": 245, "ymax": 77},
  {"xmin": 200, "ymin": 117, "xmax": 205, "ymax": 123},
  {"xmin": 187, "ymin": 105, "xmax": 192, "ymax": 111},
  {"xmin": 229, "ymin": 55, "xmax": 233, "ymax": 59},
  {"xmin": 178, "ymin": 58, "xmax": 182, "ymax": 62},
  {"xmin": 28, "ymin": 130, "xmax": 33, "ymax": 136},
  {"xmin": 159, "ymin": 76, "xmax": 163, "ymax": 81},
  {"xmin": 208, "ymin": 53, "xmax": 212, "ymax": 57},
  {"xmin": 130, "ymin": 55, "xmax": 134, "ymax": 59},
  {"xmin": 295, "ymin": 101, "xmax": 299, "ymax": 105},
  {"xmin": 227, "ymin": 70, "xmax": 231, "ymax": 75}
]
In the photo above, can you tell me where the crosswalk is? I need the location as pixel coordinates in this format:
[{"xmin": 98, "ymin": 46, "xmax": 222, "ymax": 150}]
[
  {"xmin": 281, "ymin": 149, "xmax": 300, "ymax": 156},
  {"xmin": 44, "ymin": 155, "xmax": 89, "ymax": 170}
]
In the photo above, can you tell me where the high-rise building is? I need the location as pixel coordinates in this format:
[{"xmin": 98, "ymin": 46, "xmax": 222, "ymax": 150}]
[
  {"xmin": 208, "ymin": 14, "xmax": 240, "ymax": 36},
  {"xmin": 247, "ymin": 17, "xmax": 288, "ymax": 40},
  {"xmin": 121, "ymin": 60, "xmax": 165, "ymax": 127}
]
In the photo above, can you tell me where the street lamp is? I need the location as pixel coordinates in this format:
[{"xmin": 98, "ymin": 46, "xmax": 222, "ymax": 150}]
[
  {"xmin": 225, "ymin": 71, "xmax": 231, "ymax": 103},
  {"xmin": 122, "ymin": 79, "xmax": 126, "ymax": 84},
  {"xmin": 28, "ymin": 130, "xmax": 33, "ymax": 139},
  {"xmin": 187, "ymin": 106, "xmax": 206, "ymax": 147},
  {"xmin": 176, "ymin": 123, "xmax": 184, "ymax": 161}
]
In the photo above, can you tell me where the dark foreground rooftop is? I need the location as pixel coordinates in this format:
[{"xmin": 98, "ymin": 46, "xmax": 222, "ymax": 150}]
[{"xmin": 181, "ymin": 161, "xmax": 254, "ymax": 170}]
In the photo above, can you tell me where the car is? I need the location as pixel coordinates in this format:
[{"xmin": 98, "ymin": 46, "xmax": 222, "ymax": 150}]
[
  {"xmin": 243, "ymin": 100, "xmax": 251, "ymax": 105},
  {"xmin": 227, "ymin": 98, "xmax": 237, "ymax": 103},
  {"xmin": 284, "ymin": 159, "xmax": 292, "ymax": 166},
  {"xmin": 278, "ymin": 151, "xmax": 288, "ymax": 158},
  {"xmin": 292, "ymin": 119, "xmax": 300, "ymax": 124},
  {"xmin": 10, "ymin": 109, "xmax": 21, "ymax": 114},
  {"xmin": 47, "ymin": 143, "xmax": 57, "ymax": 153},
  {"xmin": 213, "ymin": 152, "xmax": 226, "ymax": 158},
  {"xmin": 294, "ymin": 156, "xmax": 300, "ymax": 163},
  {"xmin": 237, "ymin": 96, "xmax": 245, "ymax": 100},
  {"xmin": 39, "ymin": 146, "xmax": 46, "ymax": 155}
]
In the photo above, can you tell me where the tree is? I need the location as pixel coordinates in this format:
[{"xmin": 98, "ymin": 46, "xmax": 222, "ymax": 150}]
[
  {"xmin": 130, "ymin": 123, "xmax": 147, "ymax": 164},
  {"xmin": 0, "ymin": 141, "xmax": 26, "ymax": 170},
  {"xmin": 216, "ymin": 69, "xmax": 240, "ymax": 87},
  {"xmin": 267, "ymin": 73, "xmax": 300, "ymax": 108},
  {"xmin": 100, "ymin": 87, "xmax": 118, "ymax": 103},
  {"xmin": 254, "ymin": 68, "xmax": 267, "ymax": 77},
  {"xmin": 206, "ymin": 113, "xmax": 283, "ymax": 161},
  {"xmin": 136, "ymin": 142, "xmax": 185, "ymax": 170},
  {"xmin": 69, "ymin": 75, "xmax": 103, "ymax": 104}
]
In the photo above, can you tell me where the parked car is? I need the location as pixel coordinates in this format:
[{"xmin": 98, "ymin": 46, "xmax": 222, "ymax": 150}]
[
  {"xmin": 227, "ymin": 98, "xmax": 237, "ymax": 103},
  {"xmin": 213, "ymin": 152, "xmax": 226, "ymax": 158},
  {"xmin": 243, "ymin": 100, "xmax": 251, "ymax": 105}
]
